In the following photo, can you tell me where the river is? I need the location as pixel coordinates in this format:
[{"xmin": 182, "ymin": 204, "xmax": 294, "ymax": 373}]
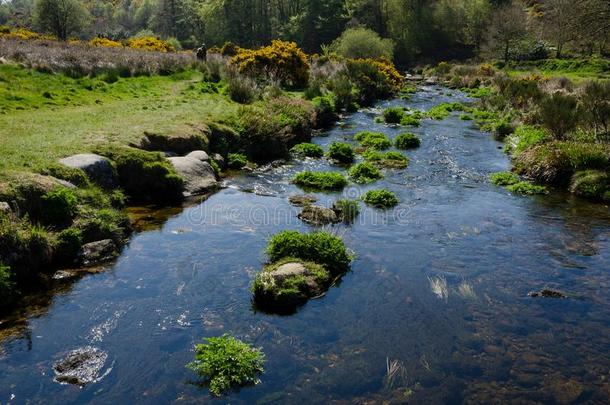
[{"xmin": 1, "ymin": 86, "xmax": 609, "ymax": 404}]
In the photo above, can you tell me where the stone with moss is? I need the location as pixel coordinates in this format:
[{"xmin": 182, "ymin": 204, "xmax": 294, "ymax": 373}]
[
  {"xmin": 298, "ymin": 205, "xmax": 339, "ymax": 225},
  {"xmin": 139, "ymin": 125, "xmax": 210, "ymax": 155},
  {"xmin": 348, "ymin": 162, "xmax": 383, "ymax": 184},
  {"xmin": 290, "ymin": 143, "xmax": 324, "ymax": 158},
  {"xmin": 362, "ymin": 189, "xmax": 399, "ymax": 208},
  {"xmin": 354, "ymin": 131, "xmax": 392, "ymax": 150},
  {"xmin": 293, "ymin": 171, "xmax": 348, "ymax": 191},
  {"xmin": 490, "ymin": 171, "xmax": 520, "ymax": 186},
  {"xmin": 288, "ymin": 194, "xmax": 318, "ymax": 207},
  {"xmin": 394, "ymin": 133, "xmax": 421, "ymax": 149},
  {"xmin": 382, "ymin": 107, "xmax": 405, "ymax": 124},
  {"xmin": 362, "ymin": 150, "xmax": 409, "ymax": 169},
  {"xmin": 58, "ymin": 154, "xmax": 118, "ymax": 189},
  {"xmin": 327, "ymin": 142, "xmax": 355, "ymax": 164}
]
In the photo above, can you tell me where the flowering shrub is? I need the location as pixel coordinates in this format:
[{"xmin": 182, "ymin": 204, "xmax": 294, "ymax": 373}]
[
  {"xmin": 127, "ymin": 36, "xmax": 175, "ymax": 52},
  {"xmin": 346, "ymin": 58, "xmax": 403, "ymax": 104},
  {"xmin": 90, "ymin": 38, "xmax": 122, "ymax": 48},
  {"xmin": 1, "ymin": 28, "xmax": 54, "ymax": 41},
  {"xmin": 231, "ymin": 40, "xmax": 310, "ymax": 88}
]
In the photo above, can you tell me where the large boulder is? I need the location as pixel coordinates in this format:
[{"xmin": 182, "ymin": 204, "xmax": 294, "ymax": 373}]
[
  {"xmin": 138, "ymin": 124, "xmax": 210, "ymax": 155},
  {"xmin": 168, "ymin": 156, "xmax": 219, "ymax": 197},
  {"xmin": 53, "ymin": 346, "xmax": 109, "ymax": 386},
  {"xmin": 186, "ymin": 150, "xmax": 210, "ymax": 162},
  {"xmin": 78, "ymin": 239, "xmax": 117, "ymax": 267},
  {"xmin": 59, "ymin": 153, "xmax": 118, "ymax": 189}
]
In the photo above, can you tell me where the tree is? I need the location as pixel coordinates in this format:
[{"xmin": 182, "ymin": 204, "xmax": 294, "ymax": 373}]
[
  {"xmin": 541, "ymin": 0, "xmax": 575, "ymax": 58},
  {"xmin": 34, "ymin": 0, "xmax": 89, "ymax": 40},
  {"xmin": 330, "ymin": 27, "xmax": 395, "ymax": 60},
  {"xmin": 483, "ymin": 1, "xmax": 528, "ymax": 62}
]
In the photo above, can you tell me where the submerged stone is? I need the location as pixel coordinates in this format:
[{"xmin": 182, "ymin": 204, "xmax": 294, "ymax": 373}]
[
  {"xmin": 78, "ymin": 239, "xmax": 117, "ymax": 267},
  {"xmin": 289, "ymin": 194, "xmax": 317, "ymax": 207},
  {"xmin": 53, "ymin": 346, "xmax": 108, "ymax": 386},
  {"xmin": 528, "ymin": 289, "xmax": 566, "ymax": 298}
]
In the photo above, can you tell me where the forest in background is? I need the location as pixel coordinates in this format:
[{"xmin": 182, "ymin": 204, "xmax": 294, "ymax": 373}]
[{"xmin": 0, "ymin": 0, "xmax": 609, "ymax": 66}]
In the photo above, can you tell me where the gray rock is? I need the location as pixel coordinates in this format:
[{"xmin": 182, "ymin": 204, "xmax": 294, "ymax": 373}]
[
  {"xmin": 289, "ymin": 194, "xmax": 317, "ymax": 207},
  {"xmin": 53, "ymin": 346, "xmax": 108, "ymax": 386},
  {"xmin": 168, "ymin": 156, "xmax": 218, "ymax": 197},
  {"xmin": 59, "ymin": 154, "xmax": 118, "ymax": 189},
  {"xmin": 186, "ymin": 150, "xmax": 210, "ymax": 162},
  {"xmin": 298, "ymin": 205, "xmax": 338, "ymax": 225},
  {"xmin": 0, "ymin": 201, "xmax": 10, "ymax": 214},
  {"xmin": 212, "ymin": 153, "xmax": 226, "ymax": 169},
  {"xmin": 78, "ymin": 239, "xmax": 117, "ymax": 267}
]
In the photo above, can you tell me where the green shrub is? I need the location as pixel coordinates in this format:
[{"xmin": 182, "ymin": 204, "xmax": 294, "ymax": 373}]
[
  {"xmin": 312, "ymin": 95, "xmax": 338, "ymax": 128},
  {"xmin": 507, "ymin": 181, "xmax": 547, "ymax": 195},
  {"xmin": 293, "ymin": 171, "xmax": 348, "ymax": 191},
  {"xmin": 330, "ymin": 27, "xmax": 394, "ymax": 60},
  {"xmin": 252, "ymin": 257, "xmax": 330, "ymax": 309},
  {"xmin": 36, "ymin": 163, "xmax": 90, "ymax": 187},
  {"xmin": 41, "ymin": 187, "xmax": 79, "ymax": 226},
  {"xmin": 362, "ymin": 189, "xmax": 399, "ymax": 208},
  {"xmin": 538, "ymin": 93, "xmax": 579, "ymax": 140},
  {"xmin": 494, "ymin": 120, "xmax": 514, "ymax": 139},
  {"xmin": 354, "ymin": 131, "xmax": 392, "ymax": 150},
  {"xmin": 74, "ymin": 207, "xmax": 129, "ymax": 243},
  {"xmin": 395, "ymin": 133, "xmax": 421, "ymax": 149},
  {"xmin": 96, "ymin": 146, "xmax": 184, "ymax": 203},
  {"xmin": 362, "ymin": 150, "xmax": 409, "ymax": 169},
  {"xmin": 426, "ymin": 102, "xmax": 465, "ymax": 120},
  {"xmin": 348, "ymin": 162, "xmax": 383, "ymax": 184},
  {"xmin": 508, "ymin": 125, "xmax": 549, "ymax": 155},
  {"xmin": 54, "ymin": 227, "xmax": 83, "ymax": 265},
  {"xmin": 290, "ymin": 143, "xmax": 324, "ymax": 158},
  {"xmin": 569, "ymin": 170, "xmax": 609, "ymax": 199},
  {"xmin": 333, "ymin": 199, "xmax": 360, "ymax": 222},
  {"xmin": 187, "ymin": 334, "xmax": 265, "ymax": 397},
  {"xmin": 580, "ymin": 80, "xmax": 610, "ymax": 140},
  {"xmin": 0, "ymin": 264, "xmax": 16, "ymax": 308},
  {"xmin": 460, "ymin": 114, "xmax": 473, "ymax": 121},
  {"xmin": 227, "ymin": 72, "xmax": 260, "ymax": 104},
  {"xmin": 490, "ymin": 172, "xmax": 520, "ymax": 186},
  {"xmin": 383, "ymin": 107, "xmax": 405, "ymax": 124},
  {"xmin": 400, "ymin": 114, "xmax": 422, "ymax": 127},
  {"xmin": 327, "ymin": 142, "xmax": 355, "ymax": 164},
  {"xmin": 228, "ymin": 153, "xmax": 248, "ymax": 169},
  {"xmin": 266, "ymin": 230, "xmax": 351, "ymax": 274}
]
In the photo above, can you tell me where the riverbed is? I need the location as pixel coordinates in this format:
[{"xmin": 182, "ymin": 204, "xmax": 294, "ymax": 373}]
[{"xmin": 1, "ymin": 86, "xmax": 609, "ymax": 404}]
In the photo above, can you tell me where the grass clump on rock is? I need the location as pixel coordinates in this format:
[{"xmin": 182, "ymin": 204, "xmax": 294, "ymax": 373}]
[
  {"xmin": 490, "ymin": 171, "xmax": 520, "ymax": 186},
  {"xmin": 382, "ymin": 107, "xmax": 405, "ymax": 124},
  {"xmin": 349, "ymin": 162, "xmax": 384, "ymax": 183},
  {"xmin": 362, "ymin": 189, "xmax": 399, "ymax": 208},
  {"xmin": 354, "ymin": 131, "xmax": 392, "ymax": 150},
  {"xmin": 394, "ymin": 133, "xmax": 421, "ymax": 149},
  {"xmin": 187, "ymin": 334, "xmax": 265, "ymax": 397},
  {"xmin": 290, "ymin": 143, "xmax": 324, "ymax": 158},
  {"xmin": 507, "ymin": 181, "xmax": 547, "ymax": 195},
  {"xmin": 327, "ymin": 142, "xmax": 355, "ymax": 164},
  {"xmin": 293, "ymin": 171, "xmax": 347, "ymax": 191},
  {"xmin": 332, "ymin": 199, "xmax": 360, "ymax": 223},
  {"xmin": 362, "ymin": 150, "xmax": 409, "ymax": 169},
  {"xmin": 426, "ymin": 102, "xmax": 465, "ymax": 120},
  {"xmin": 569, "ymin": 170, "xmax": 609, "ymax": 200}
]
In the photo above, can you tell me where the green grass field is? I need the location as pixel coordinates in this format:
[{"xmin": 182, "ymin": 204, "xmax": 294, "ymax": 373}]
[
  {"xmin": 503, "ymin": 57, "xmax": 610, "ymax": 82},
  {"xmin": 0, "ymin": 65, "xmax": 238, "ymax": 174}
]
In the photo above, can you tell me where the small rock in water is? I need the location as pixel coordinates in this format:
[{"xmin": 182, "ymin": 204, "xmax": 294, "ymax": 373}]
[
  {"xmin": 53, "ymin": 346, "xmax": 108, "ymax": 386},
  {"xmin": 528, "ymin": 289, "xmax": 566, "ymax": 298},
  {"xmin": 78, "ymin": 239, "xmax": 117, "ymax": 267},
  {"xmin": 298, "ymin": 205, "xmax": 338, "ymax": 225},
  {"xmin": 289, "ymin": 194, "xmax": 318, "ymax": 207}
]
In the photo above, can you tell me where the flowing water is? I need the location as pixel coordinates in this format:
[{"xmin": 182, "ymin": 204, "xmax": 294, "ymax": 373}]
[{"xmin": 1, "ymin": 86, "xmax": 610, "ymax": 404}]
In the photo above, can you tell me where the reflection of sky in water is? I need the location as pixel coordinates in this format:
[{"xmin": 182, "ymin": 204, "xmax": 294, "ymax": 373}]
[{"xmin": 1, "ymin": 87, "xmax": 610, "ymax": 404}]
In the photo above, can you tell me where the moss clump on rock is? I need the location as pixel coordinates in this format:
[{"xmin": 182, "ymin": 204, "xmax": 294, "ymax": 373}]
[
  {"xmin": 327, "ymin": 142, "xmax": 355, "ymax": 164},
  {"xmin": 362, "ymin": 150, "xmax": 409, "ymax": 169},
  {"xmin": 382, "ymin": 107, "xmax": 405, "ymax": 124},
  {"xmin": 394, "ymin": 133, "xmax": 421, "ymax": 149},
  {"xmin": 354, "ymin": 131, "xmax": 392, "ymax": 150},
  {"xmin": 490, "ymin": 171, "xmax": 520, "ymax": 186},
  {"xmin": 362, "ymin": 189, "xmax": 399, "ymax": 208},
  {"xmin": 293, "ymin": 171, "xmax": 348, "ymax": 191},
  {"xmin": 507, "ymin": 181, "xmax": 547, "ymax": 195},
  {"xmin": 290, "ymin": 143, "xmax": 324, "ymax": 158},
  {"xmin": 187, "ymin": 334, "xmax": 265, "ymax": 397},
  {"xmin": 96, "ymin": 145, "xmax": 184, "ymax": 203},
  {"xmin": 348, "ymin": 162, "xmax": 383, "ymax": 184},
  {"xmin": 41, "ymin": 187, "xmax": 79, "ymax": 227}
]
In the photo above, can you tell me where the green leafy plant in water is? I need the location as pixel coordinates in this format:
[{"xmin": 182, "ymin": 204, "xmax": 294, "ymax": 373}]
[
  {"xmin": 187, "ymin": 334, "xmax": 265, "ymax": 397},
  {"xmin": 382, "ymin": 107, "xmax": 405, "ymax": 124},
  {"xmin": 327, "ymin": 142, "xmax": 355, "ymax": 163},
  {"xmin": 507, "ymin": 181, "xmax": 547, "ymax": 195},
  {"xmin": 362, "ymin": 189, "xmax": 399, "ymax": 208},
  {"xmin": 362, "ymin": 150, "xmax": 409, "ymax": 169},
  {"xmin": 426, "ymin": 102, "xmax": 465, "ymax": 120},
  {"xmin": 333, "ymin": 199, "xmax": 360, "ymax": 222},
  {"xmin": 290, "ymin": 143, "xmax": 324, "ymax": 158},
  {"xmin": 348, "ymin": 162, "xmax": 383, "ymax": 183},
  {"xmin": 354, "ymin": 131, "xmax": 392, "ymax": 150},
  {"xmin": 394, "ymin": 133, "xmax": 421, "ymax": 149},
  {"xmin": 228, "ymin": 153, "xmax": 248, "ymax": 169},
  {"xmin": 490, "ymin": 171, "xmax": 520, "ymax": 186},
  {"xmin": 293, "ymin": 171, "xmax": 348, "ymax": 191}
]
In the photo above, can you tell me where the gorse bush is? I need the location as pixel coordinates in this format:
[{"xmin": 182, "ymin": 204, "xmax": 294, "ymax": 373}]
[
  {"xmin": 127, "ymin": 36, "xmax": 175, "ymax": 52},
  {"xmin": 327, "ymin": 142, "xmax": 355, "ymax": 164},
  {"xmin": 346, "ymin": 58, "xmax": 403, "ymax": 105},
  {"xmin": 231, "ymin": 40, "xmax": 309, "ymax": 88},
  {"xmin": 348, "ymin": 162, "xmax": 384, "ymax": 183},
  {"xmin": 395, "ymin": 133, "xmax": 421, "ymax": 149},
  {"xmin": 90, "ymin": 37, "xmax": 122, "ymax": 48},
  {"xmin": 354, "ymin": 131, "xmax": 392, "ymax": 150},
  {"xmin": 538, "ymin": 93, "xmax": 579, "ymax": 140},
  {"xmin": 266, "ymin": 230, "xmax": 351, "ymax": 274},
  {"xmin": 187, "ymin": 334, "xmax": 265, "ymax": 397},
  {"xmin": 293, "ymin": 171, "xmax": 348, "ymax": 190},
  {"xmin": 290, "ymin": 143, "xmax": 324, "ymax": 158},
  {"xmin": 362, "ymin": 189, "xmax": 399, "ymax": 208}
]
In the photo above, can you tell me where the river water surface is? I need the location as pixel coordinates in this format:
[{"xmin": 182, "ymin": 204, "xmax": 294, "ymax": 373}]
[{"xmin": 1, "ymin": 86, "xmax": 610, "ymax": 404}]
